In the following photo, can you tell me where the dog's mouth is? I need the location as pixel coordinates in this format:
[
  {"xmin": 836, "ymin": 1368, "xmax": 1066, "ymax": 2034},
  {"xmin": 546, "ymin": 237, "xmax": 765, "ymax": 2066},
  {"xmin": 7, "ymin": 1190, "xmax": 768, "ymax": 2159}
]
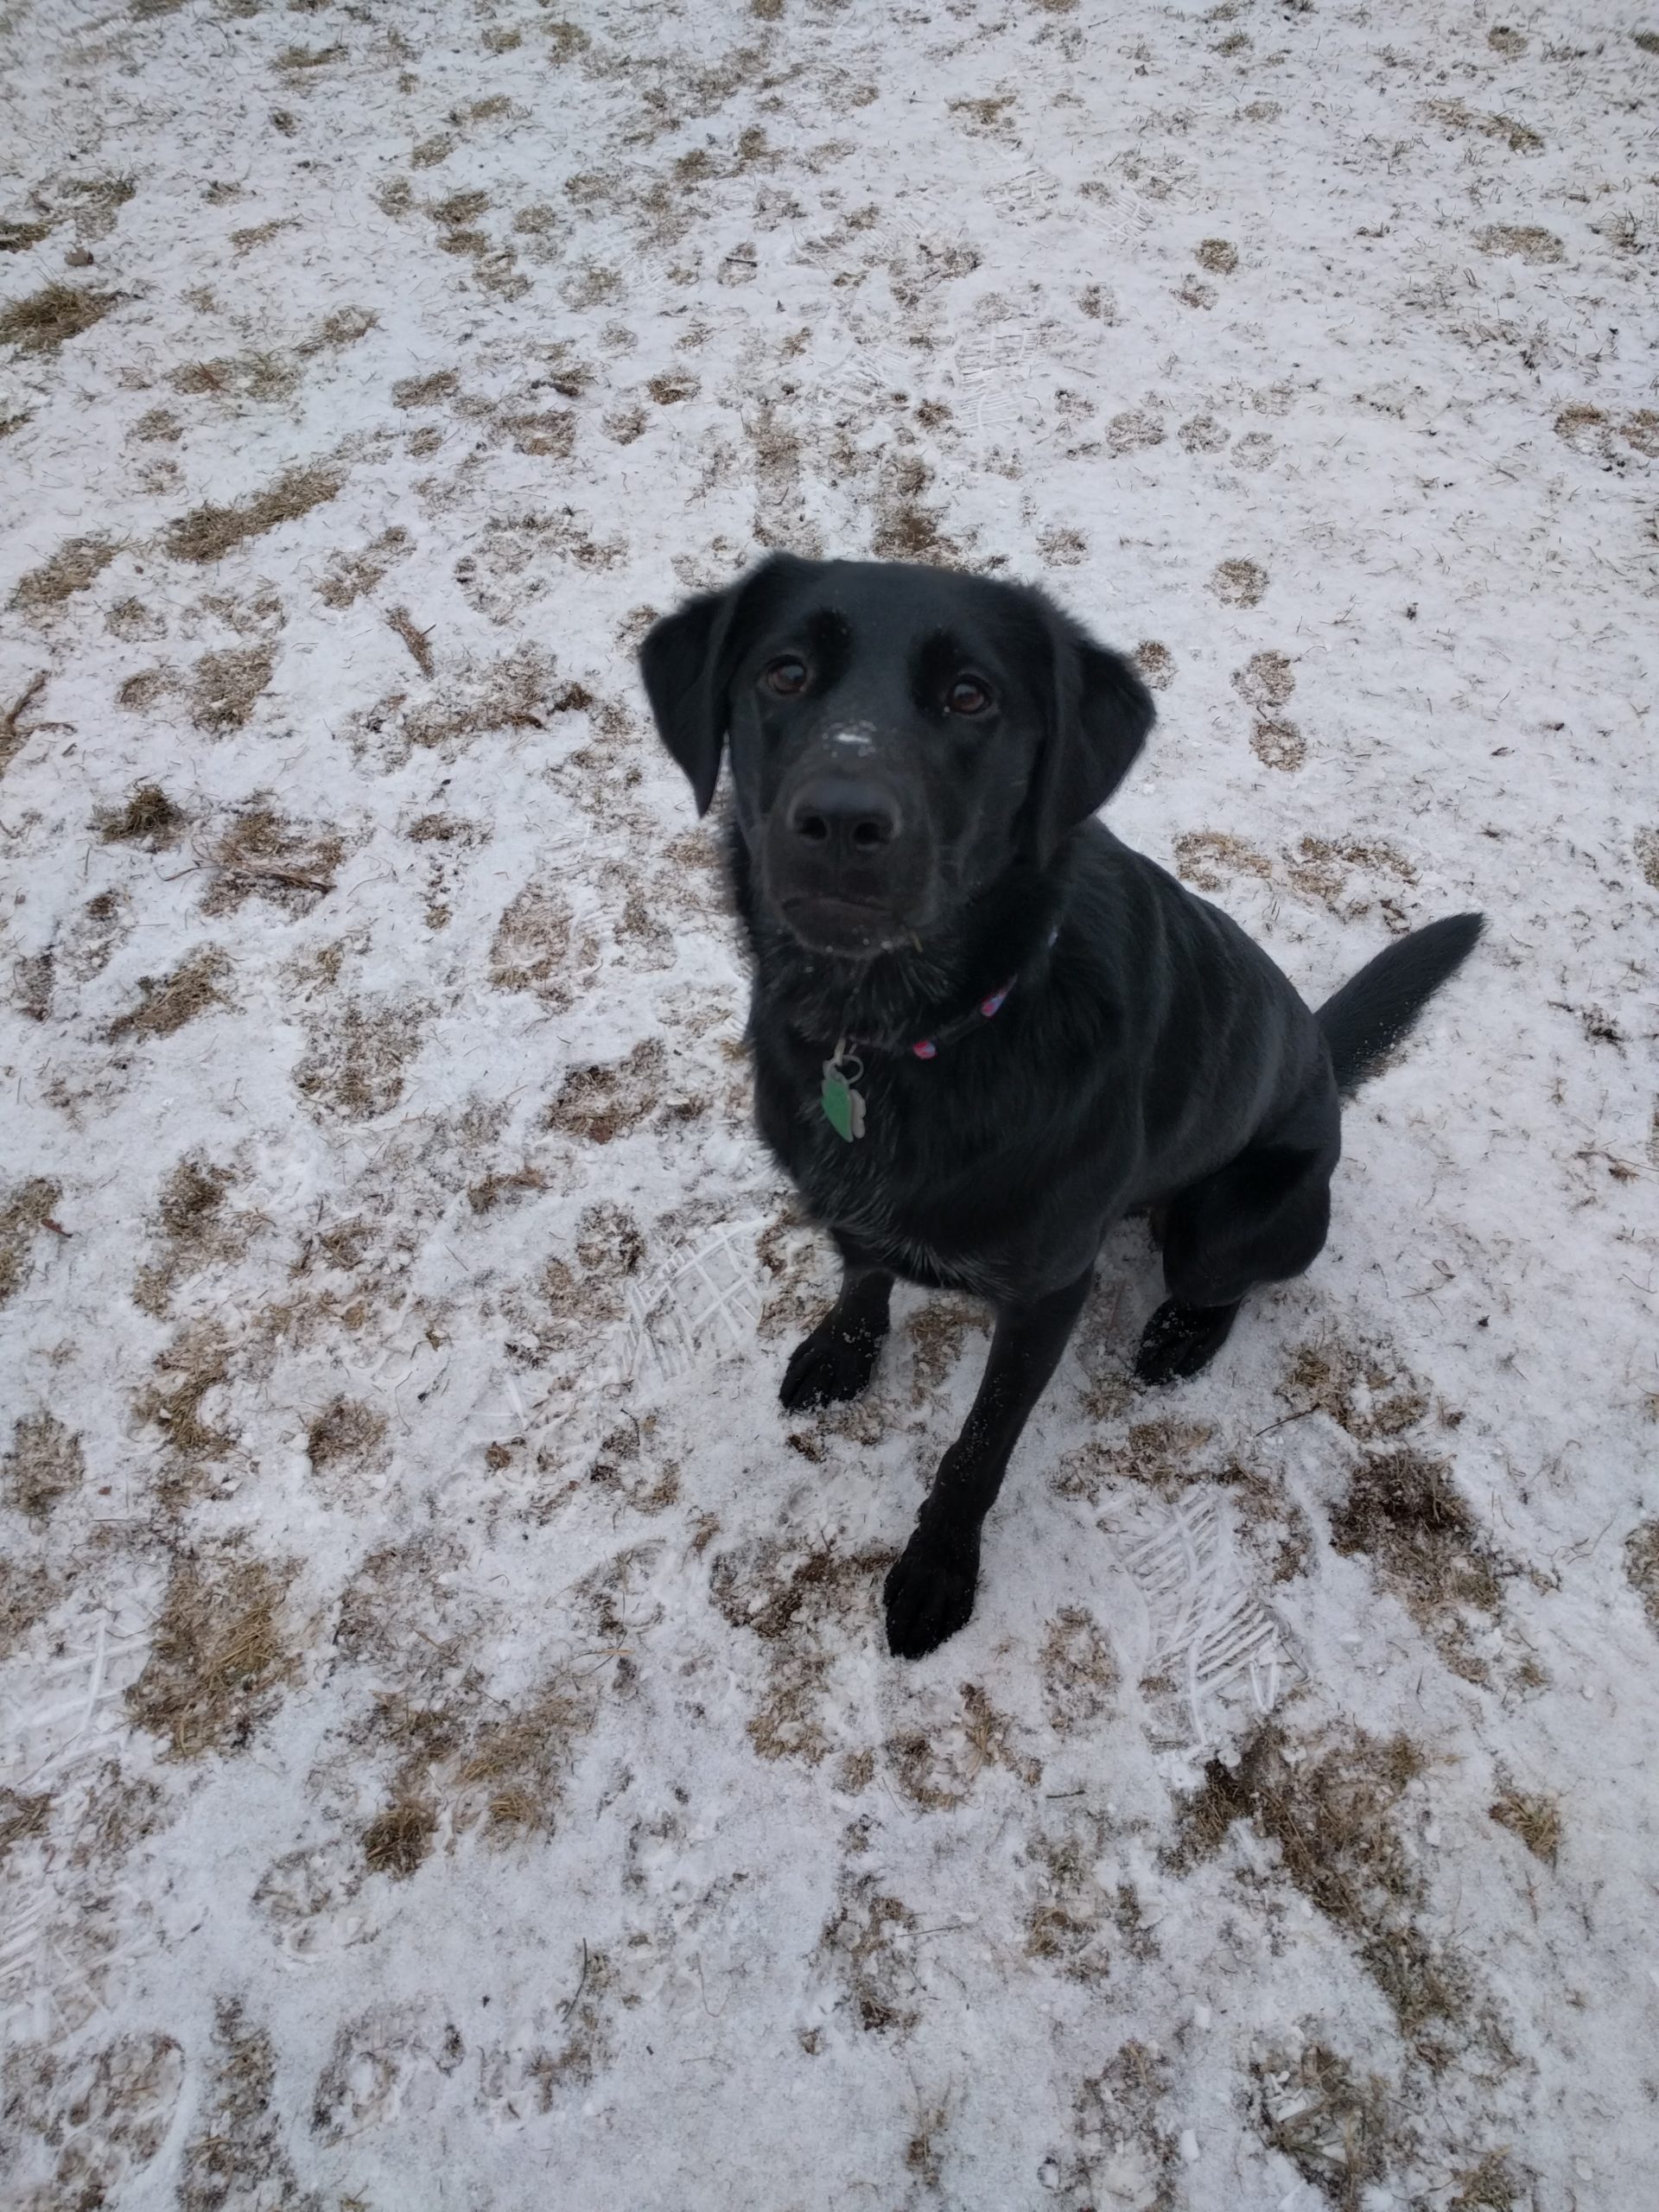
[{"xmin": 777, "ymin": 892, "xmax": 911, "ymax": 957}]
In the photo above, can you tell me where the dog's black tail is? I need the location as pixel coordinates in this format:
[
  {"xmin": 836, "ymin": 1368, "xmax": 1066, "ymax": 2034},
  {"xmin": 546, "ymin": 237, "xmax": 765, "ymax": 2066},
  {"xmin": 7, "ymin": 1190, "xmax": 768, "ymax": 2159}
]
[{"xmin": 1317, "ymin": 912, "xmax": 1485, "ymax": 1098}]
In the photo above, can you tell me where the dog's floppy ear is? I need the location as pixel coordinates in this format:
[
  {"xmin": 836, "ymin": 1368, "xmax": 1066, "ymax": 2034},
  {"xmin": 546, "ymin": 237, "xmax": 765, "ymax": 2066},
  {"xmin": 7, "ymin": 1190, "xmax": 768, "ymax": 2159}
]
[
  {"xmin": 1027, "ymin": 607, "xmax": 1155, "ymax": 867},
  {"xmin": 638, "ymin": 556, "xmax": 795, "ymax": 817}
]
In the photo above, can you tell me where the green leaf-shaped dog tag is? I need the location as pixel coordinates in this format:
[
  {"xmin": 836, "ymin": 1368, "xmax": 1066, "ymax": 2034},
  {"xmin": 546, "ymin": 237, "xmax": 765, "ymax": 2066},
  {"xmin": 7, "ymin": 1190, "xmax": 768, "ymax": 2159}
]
[{"xmin": 821, "ymin": 1059, "xmax": 866, "ymax": 1141}]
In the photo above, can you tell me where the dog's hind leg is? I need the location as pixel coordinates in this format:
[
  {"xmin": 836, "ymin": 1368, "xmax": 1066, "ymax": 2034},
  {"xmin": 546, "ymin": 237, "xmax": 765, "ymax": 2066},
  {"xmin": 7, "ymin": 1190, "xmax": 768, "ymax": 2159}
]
[
  {"xmin": 780, "ymin": 1262, "xmax": 895, "ymax": 1410},
  {"xmin": 1136, "ymin": 1090, "xmax": 1340, "ymax": 1385},
  {"xmin": 885, "ymin": 1266, "xmax": 1094, "ymax": 1657}
]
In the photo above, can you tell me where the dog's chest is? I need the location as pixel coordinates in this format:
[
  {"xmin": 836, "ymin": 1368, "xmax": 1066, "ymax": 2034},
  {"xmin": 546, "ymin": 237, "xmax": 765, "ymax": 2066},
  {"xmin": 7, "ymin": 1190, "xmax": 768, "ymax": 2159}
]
[{"xmin": 754, "ymin": 1045, "xmax": 1023, "ymax": 1295}]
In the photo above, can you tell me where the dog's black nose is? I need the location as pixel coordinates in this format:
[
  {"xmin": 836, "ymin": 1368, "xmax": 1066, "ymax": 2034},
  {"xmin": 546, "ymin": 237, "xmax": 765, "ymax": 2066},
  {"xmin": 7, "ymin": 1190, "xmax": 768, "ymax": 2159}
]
[{"xmin": 785, "ymin": 774, "xmax": 901, "ymax": 853}]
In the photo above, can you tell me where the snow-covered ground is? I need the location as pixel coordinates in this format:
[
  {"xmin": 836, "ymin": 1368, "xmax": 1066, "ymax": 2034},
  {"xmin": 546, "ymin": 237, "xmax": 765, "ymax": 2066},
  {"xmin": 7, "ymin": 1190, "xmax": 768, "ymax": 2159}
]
[{"xmin": 3, "ymin": 0, "xmax": 1657, "ymax": 2204}]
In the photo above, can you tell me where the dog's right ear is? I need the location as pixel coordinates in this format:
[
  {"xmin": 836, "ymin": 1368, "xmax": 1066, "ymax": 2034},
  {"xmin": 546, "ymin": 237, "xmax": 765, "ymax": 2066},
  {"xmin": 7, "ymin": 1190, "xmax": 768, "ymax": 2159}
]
[{"xmin": 638, "ymin": 557, "xmax": 794, "ymax": 817}]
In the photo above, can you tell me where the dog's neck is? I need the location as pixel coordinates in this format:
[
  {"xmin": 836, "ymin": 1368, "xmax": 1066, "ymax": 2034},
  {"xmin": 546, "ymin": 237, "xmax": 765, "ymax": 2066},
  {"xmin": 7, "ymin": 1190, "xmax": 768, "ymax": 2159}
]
[{"xmin": 724, "ymin": 816, "xmax": 1071, "ymax": 1052}]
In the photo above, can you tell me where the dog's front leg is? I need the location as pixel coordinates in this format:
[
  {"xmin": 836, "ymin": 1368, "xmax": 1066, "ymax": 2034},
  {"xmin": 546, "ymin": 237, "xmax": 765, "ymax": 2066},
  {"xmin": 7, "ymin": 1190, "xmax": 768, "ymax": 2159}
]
[
  {"xmin": 779, "ymin": 1261, "xmax": 895, "ymax": 1411},
  {"xmin": 884, "ymin": 1268, "xmax": 1093, "ymax": 1658}
]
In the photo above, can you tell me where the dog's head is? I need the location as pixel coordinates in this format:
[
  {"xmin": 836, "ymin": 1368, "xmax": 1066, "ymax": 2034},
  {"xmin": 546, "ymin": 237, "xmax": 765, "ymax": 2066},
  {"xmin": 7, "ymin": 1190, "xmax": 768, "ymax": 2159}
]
[{"xmin": 639, "ymin": 555, "xmax": 1154, "ymax": 959}]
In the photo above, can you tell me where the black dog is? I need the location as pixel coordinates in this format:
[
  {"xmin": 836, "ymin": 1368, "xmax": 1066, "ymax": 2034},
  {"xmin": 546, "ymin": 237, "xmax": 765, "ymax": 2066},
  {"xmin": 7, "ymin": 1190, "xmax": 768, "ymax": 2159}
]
[{"xmin": 639, "ymin": 555, "xmax": 1481, "ymax": 1658}]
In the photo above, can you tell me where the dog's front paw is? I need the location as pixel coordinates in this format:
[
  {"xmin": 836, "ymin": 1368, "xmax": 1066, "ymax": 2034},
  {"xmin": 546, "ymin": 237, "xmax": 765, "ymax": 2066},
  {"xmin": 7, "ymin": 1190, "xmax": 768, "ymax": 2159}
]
[
  {"xmin": 779, "ymin": 1314, "xmax": 884, "ymax": 1410},
  {"xmin": 1135, "ymin": 1297, "xmax": 1241, "ymax": 1385},
  {"xmin": 883, "ymin": 1524, "xmax": 980, "ymax": 1659}
]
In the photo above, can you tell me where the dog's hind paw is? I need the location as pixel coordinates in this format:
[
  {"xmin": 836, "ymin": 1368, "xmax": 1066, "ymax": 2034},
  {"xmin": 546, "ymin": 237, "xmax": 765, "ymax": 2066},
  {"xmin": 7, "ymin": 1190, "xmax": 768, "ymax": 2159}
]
[
  {"xmin": 883, "ymin": 1526, "xmax": 980, "ymax": 1658},
  {"xmin": 1135, "ymin": 1297, "xmax": 1241, "ymax": 1385},
  {"xmin": 779, "ymin": 1314, "xmax": 885, "ymax": 1409}
]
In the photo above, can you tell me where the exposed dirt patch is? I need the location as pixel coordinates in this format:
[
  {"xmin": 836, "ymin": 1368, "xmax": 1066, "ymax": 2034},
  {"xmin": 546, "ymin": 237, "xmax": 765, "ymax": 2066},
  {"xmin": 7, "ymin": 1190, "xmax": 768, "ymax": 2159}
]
[
  {"xmin": 1420, "ymin": 99, "xmax": 1542, "ymax": 156},
  {"xmin": 0, "ymin": 1785, "xmax": 53, "ymax": 1862},
  {"xmin": 1251, "ymin": 715, "xmax": 1306, "ymax": 772},
  {"xmin": 306, "ymin": 1396, "xmax": 388, "ymax": 1490},
  {"xmin": 108, "ymin": 945, "xmax": 232, "ymax": 1040},
  {"xmin": 905, "ymin": 1294, "xmax": 988, "ymax": 1399},
  {"xmin": 362, "ymin": 1794, "xmax": 438, "ymax": 1878},
  {"xmin": 489, "ymin": 880, "xmax": 579, "ymax": 1004},
  {"xmin": 1133, "ymin": 639, "xmax": 1175, "ymax": 690},
  {"xmin": 1025, "ymin": 1809, "xmax": 1117, "ymax": 1982},
  {"xmin": 1108, "ymin": 407, "xmax": 1165, "ymax": 456},
  {"xmin": 134, "ymin": 1323, "xmax": 236, "ymax": 1493},
  {"xmin": 127, "ymin": 1547, "xmax": 300, "ymax": 1758},
  {"xmin": 1196, "ymin": 236, "xmax": 1238, "ymax": 273},
  {"xmin": 0, "ymin": 1555, "xmax": 58, "ymax": 1662}
]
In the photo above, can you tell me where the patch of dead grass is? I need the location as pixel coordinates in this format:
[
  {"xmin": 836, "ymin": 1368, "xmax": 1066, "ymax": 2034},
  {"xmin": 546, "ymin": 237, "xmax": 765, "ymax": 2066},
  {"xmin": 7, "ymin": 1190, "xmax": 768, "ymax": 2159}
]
[
  {"xmin": 201, "ymin": 801, "xmax": 342, "ymax": 914},
  {"xmin": 189, "ymin": 643, "xmax": 275, "ymax": 733},
  {"xmin": 0, "ymin": 282, "xmax": 118, "ymax": 353},
  {"xmin": 306, "ymin": 1395, "xmax": 386, "ymax": 1477},
  {"xmin": 1040, "ymin": 1606, "xmax": 1119, "ymax": 1733},
  {"xmin": 316, "ymin": 524, "xmax": 412, "ymax": 607},
  {"xmin": 127, "ymin": 1547, "xmax": 299, "ymax": 1758},
  {"xmin": 1254, "ymin": 2042, "xmax": 1393, "ymax": 2208},
  {"xmin": 108, "ymin": 945, "xmax": 232, "ymax": 1040},
  {"xmin": 817, "ymin": 1874, "xmax": 920, "ymax": 2032},
  {"xmin": 1476, "ymin": 224, "xmax": 1563, "ymax": 264},
  {"xmin": 168, "ymin": 351, "xmax": 302, "ymax": 404},
  {"xmin": 3, "ymin": 1410, "xmax": 84, "ymax": 1519},
  {"xmin": 162, "ymin": 464, "xmax": 343, "ymax": 563},
  {"xmin": 1488, "ymin": 1783, "xmax": 1560, "ymax": 1866},
  {"xmin": 0, "ymin": 1557, "xmax": 58, "ymax": 1661},
  {"xmin": 9, "ymin": 534, "xmax": 116, "ymax": 611},
  {"xmin": 1211, "ymin": 556, "xmax": 1268, "ymax": 606},
  {"xmin": 1420, "ymin": 99, "xmax": 1542, "ymax": 155},
  {"xmin": 362, "ymin": 1794, "xmax": 437, "ymax": 1878},
  {"xmin": 1330, "ymin": 1447, "xmax": 1506, "ymax": 1681},
  {"xmin": 295, "ymin": 999, "xmax": 424, "ymax": 1121},
  {"xmin": 133, "ymin": 1157, "xmax": 253, "ymax": 1316},
  {"xmin": 96, "ymin": 781, "xmax": 188, "ymax": 848},
  {"xmin": 135, "ymin": 1324, "xmax": 236, "ymax": 1491},
  {"xmin": 1625, "ymin": 1521, "xmax": 1659, "ymax": 1633},
  {"xmin": 1170, "ymin": 1720, "xmax": 1474, "ymax": 2055},
  {"xmin": 543, "ymin": 1036, "xmax": 670, "ymax": 1143},
  {"xmin": 1, "ymin": 1177, "xmax": 64, "ymax": 1306},
  {"xmin": 0, "ymin": 1786, "xmax": 52, "ymax": 1862}
]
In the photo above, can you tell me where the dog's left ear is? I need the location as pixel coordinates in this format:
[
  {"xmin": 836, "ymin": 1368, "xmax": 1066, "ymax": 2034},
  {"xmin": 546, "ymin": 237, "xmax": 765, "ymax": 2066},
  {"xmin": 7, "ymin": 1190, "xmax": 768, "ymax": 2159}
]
[
  {"xmin": 638, "ymin": 556, "xmax": 798, "ymax": 817},
  {"xmin": 1028, "ymin": 607, "xmax": 1155, "ymax": 867}
]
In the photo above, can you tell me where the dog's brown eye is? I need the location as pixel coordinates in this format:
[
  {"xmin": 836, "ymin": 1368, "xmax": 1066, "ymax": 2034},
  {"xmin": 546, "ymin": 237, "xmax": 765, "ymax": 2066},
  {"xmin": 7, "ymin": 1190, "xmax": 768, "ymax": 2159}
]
[
  {"xmin": 946, "ymin": 677, "xmax": 991, "ymax": 715},
  {"xmin": 763, "ymin": 658, "xmax": 809, "ymax": 697}
]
